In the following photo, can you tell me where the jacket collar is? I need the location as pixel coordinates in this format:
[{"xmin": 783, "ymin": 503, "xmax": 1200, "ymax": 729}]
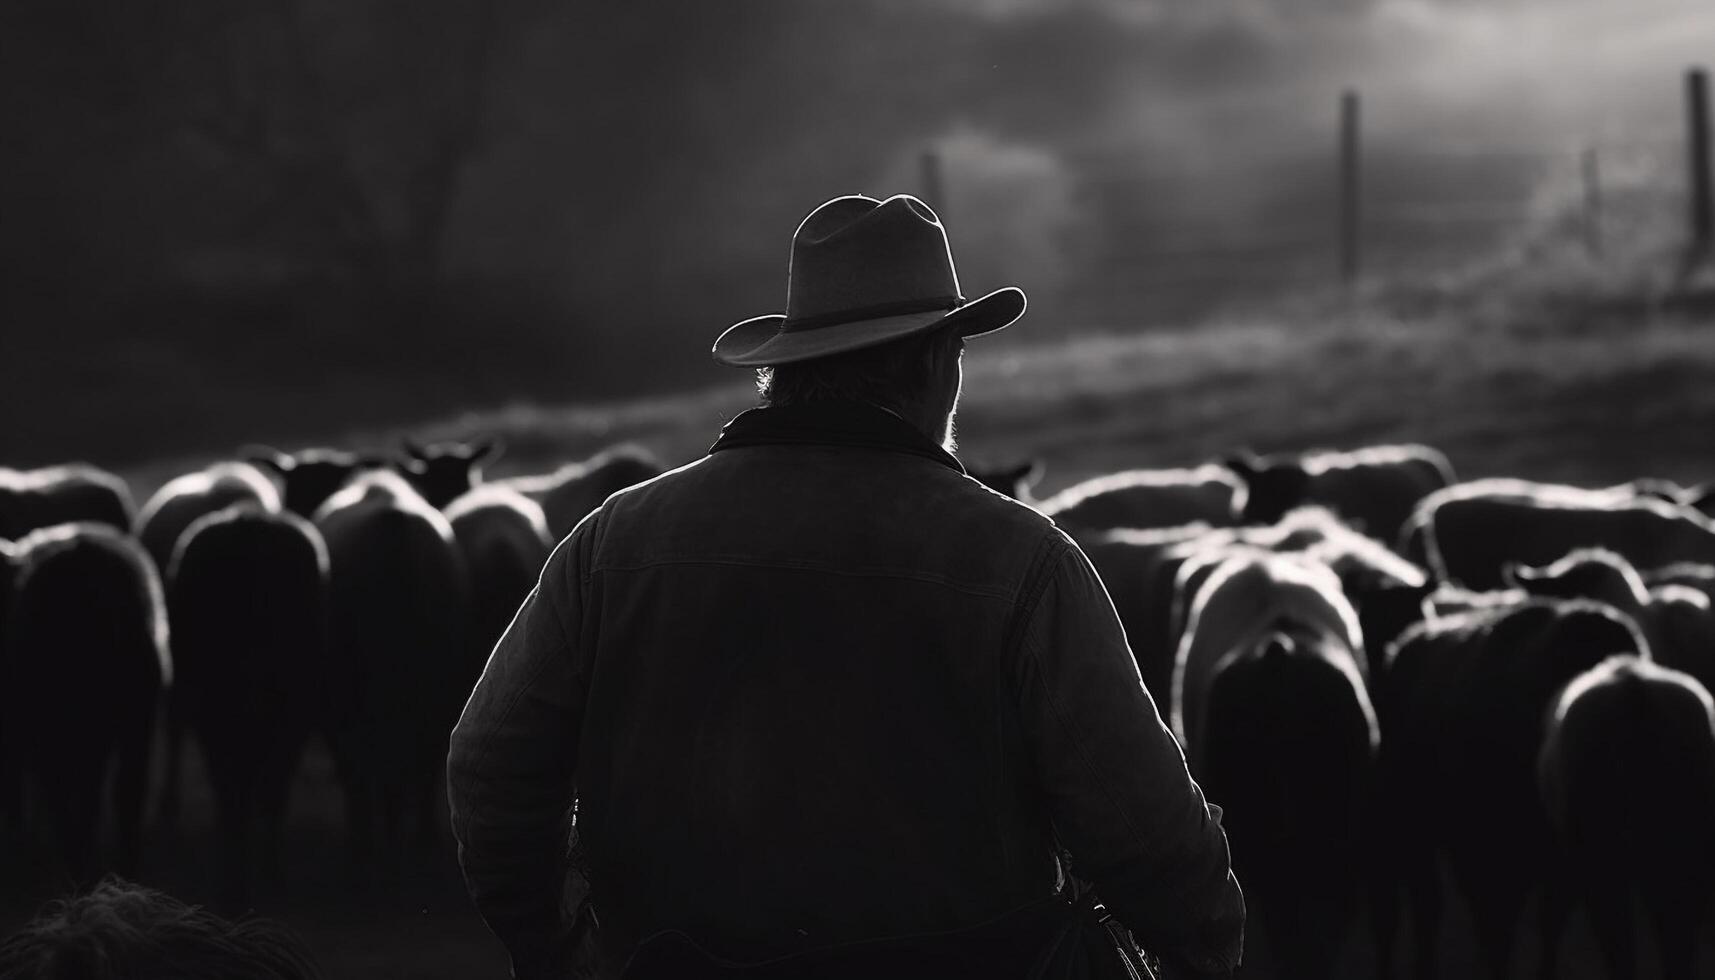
[{"xmin": 709, "ymin": 401, "xmax": 965, "ymax": 475}]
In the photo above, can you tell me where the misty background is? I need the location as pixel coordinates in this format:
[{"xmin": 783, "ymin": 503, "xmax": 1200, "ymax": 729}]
[{"xmin": 4, "ymin": 0, "xmax": 1712, "ymax": 466}]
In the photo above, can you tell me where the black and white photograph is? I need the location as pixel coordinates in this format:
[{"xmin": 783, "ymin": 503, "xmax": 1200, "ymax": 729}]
[{"xmin": 2, "ymin": 2, "xmax": 1714, "ymax": 978}]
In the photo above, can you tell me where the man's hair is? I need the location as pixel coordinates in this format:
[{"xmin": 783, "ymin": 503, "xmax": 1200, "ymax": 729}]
[
  {"xmin": 756, "ymin": 326, "xmax": 964, "ymax": 414},
  {"xmin": 0, "ymin": 878, "xmax": 322, "ymax": 980}
]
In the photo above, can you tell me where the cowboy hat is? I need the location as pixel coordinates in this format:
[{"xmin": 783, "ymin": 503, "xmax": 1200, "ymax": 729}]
[{"xmin": 712, "ymin": 194, "xmax": 1027, "ymax": 367}]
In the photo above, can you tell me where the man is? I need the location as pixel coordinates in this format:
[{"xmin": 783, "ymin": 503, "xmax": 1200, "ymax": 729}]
[{"xmin": 447, "ymin": 194, "xmax": 1245, "ymax": 979}]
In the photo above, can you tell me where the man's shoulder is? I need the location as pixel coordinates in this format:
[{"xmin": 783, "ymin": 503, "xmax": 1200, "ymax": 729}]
[{"xmin": 596, "ymin": 448, "xmax": 1071, "ymax": 583}]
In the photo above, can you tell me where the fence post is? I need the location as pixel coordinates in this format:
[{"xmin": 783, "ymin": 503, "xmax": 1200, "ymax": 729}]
[
  {"xmin": 1689, "ymin": 68, "xmax": 1713, "ymax": 256},
  {"xmin": 1339, "ymin": 89, "xmax": 1361, "ymax": 285},
  {"xmin": 920, "ymin": 150, "xmax": 946, "ymax": 221},
  {"xmin": 1582, "ymin": 146, "xmax": 1603, "ymax": 258}
]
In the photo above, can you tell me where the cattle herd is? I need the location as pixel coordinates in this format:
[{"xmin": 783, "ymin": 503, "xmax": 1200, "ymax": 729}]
[
  {"xmin": 4, "ymin": 438, "xmax": 1715, "ymax": 979},
  {"xmin": 0, "ymin": 442, "xmax": 663, "ymax": 906}
]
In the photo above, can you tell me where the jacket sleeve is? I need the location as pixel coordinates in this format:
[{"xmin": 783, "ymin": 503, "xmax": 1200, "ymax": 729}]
[
  {"xmin": 447, "ymin": 517, "xmax": 596, "ymax": 979},
  {"xmin": 1013, "ymin": 533, "xmax": 1245, "ymax": 978}
]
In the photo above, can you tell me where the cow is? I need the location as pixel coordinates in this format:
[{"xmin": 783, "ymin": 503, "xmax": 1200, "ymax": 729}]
[
  {"xmin": 1224, "ymin": 444, "xmax": 1454, "ymax": 546},
  {"xmin": 1536, "ymin": 656, "xmax": 1715, "ymax": 980},
  {"xmin": 1191, "ymin": 629, "xmax": 1378, "ymax": 980},
  {"xmin": 496, "ymin": 444, "xmax": 664, "ymax": 542},
  {"xmin": 1642, "ymin": 561, "xmax": 1715, "ymax": 605},
  {"xmin": 247, "ymin": 447, "xmax": 388, "ymax": 518},
  {"xmin": 1172, "ymin": 551, "xmax": 1364, "ymax": 754},
  {"xmin": 1166, "ymin": 509, "xmax": 1428, "ymax": 680},
  {"xmin": 136, "ymin": 462, "xmax": 281, "ymax": 573},
  {"xmin": 1507, "ymin": 548, "xmax": 1715, "ymax": 694},
  {"xmin": 396, "ymin": 437, "xmax": 503, "ymax": 510},
  {"xmin": 0, "ymin": 465, "xmax": 135, "ymax": 539},
  {"xmin": 313, "ymin": 471, "xmax": 470, "ymax": 871},
  {"xmin": 1034, "ymin": 463, "xmax": 1246, "ymax": 533},
  {"xmin": 443, "ymin": 484, "xmax": 552, "ymax": 693},
  {"xmin": 1, "ymin": 523, "xmax": 168, "ymax": 881},
  {"xmin": 137, "ymin": 461, "xmax": 283, "ymax": 825},
  {"xmin": 1084, "ymin": 508, "xmax": 1423, "ymax": 722},
  {"xmin": 1373, "ymin": 599, "xmax": 1643, "ymax": 980},
  {"xmin": 166, "ymin": 506, "xmax": 328, "ymax": 904},
  {"xmin": 1401, "ymin": 478, "xmax": 1715, "ymax": 591}
]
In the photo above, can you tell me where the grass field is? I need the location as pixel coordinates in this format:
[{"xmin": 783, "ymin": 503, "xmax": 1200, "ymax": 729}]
[
  {"xmin": 19, "ymin": 245, "xmax": 1713, "ymax": 978},
  {"xmin": 116, "ymin": 248, "xmax": 1715, "ymax": 506},
  {"xmin": 298, "ymin": 243, "xmax": 1715, "ymax": 505}
]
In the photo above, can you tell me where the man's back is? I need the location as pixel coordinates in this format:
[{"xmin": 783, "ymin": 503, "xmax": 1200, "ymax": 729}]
[{"xmin": 576, "ymin": 403, "xmax": 1065, "ymax": 953}]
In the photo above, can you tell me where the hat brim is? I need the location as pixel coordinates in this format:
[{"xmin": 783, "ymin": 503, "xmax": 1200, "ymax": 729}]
[{"xmin": 711, "ymin": 286, "xmax": 1026, "ymax": 368}]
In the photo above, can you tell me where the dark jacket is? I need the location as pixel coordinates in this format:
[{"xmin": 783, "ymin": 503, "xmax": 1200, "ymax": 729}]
[{"xmin": 447, "ymin": 402, "xmax": 1245, "ymax": 978}]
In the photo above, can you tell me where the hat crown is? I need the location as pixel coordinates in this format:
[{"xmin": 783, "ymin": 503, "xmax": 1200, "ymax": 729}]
[{"xmin": 784, "ymin": 195, "xmax": 964, "ymax": 328}]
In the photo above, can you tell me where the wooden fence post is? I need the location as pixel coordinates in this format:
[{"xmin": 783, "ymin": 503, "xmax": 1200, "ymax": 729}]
[
  {"xmin": 1340, "ymin": 89, "xmax": 1362, "ymax": 284},
  {"xmin": 1689, "ymin": 68, "xmax": 1713, "ymax": 256},
  {"xmin": 920, "ymin": 150, "xmax": 946, "ymax": 221},
  {"xmin": 1583, "ymin": 146, "xmax": 1603, "ymax": 258}
]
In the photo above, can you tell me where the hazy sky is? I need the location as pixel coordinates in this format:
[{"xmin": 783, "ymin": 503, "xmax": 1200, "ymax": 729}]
[
  {"xmin": 7, "ymin": 0, "xmax": 1714, "ymax": 462},
  {"xmin": 448, "ymin": 0, "xmax": 1715, "ymax": 332}
]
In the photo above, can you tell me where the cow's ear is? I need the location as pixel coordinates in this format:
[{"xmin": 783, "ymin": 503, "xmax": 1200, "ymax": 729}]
[
  {"xmin": 243, "ymin": 445, "xmax": 293, "ymax": 474},
  {"xmin": 1502, "ymin": 561, "xmax": 1534, "ymax": 589},
  {"xmin": 1221, "ymin": 448, "xmax": 1261, "ymax": 478},
  {"xmin": 472, "ymin": 437, "xmax": 504, "ymax": 465},
  {"xmin": 1010, "ymin": 458, "xmax": 1044, "ymax": 490},
  {"xmin": 401, "ymin": 437, "xmax": 432, "ymax": 462}
]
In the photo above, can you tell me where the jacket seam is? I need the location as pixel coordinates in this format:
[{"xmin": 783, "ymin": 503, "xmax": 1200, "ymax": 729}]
[
  {"xmin": 1017, "ymin": 551, "xmax": 1159, "ymax": 858},
  {"xmin": 993, "ymin": 529, "xmax": 1074, "ymax": 883},
  {"xmin": 1006, "ymin": 530, "xmax": 1072, "ymax": 651},
  {"xmin": 449, "ymin": 646, "xmax": 561, "ymax": 842}
]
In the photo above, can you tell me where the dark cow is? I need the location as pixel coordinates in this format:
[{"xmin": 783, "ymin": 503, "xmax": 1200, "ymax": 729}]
[
  {"xmin": 1193, "ymin": 629, "xmax": 1378, "ymax": 980},
  {"xmin": 138, "ymin": 462, "xmax": 282, "ymax": 825},
  {"xmin": 965, "ymin": 458, "xmax": 1043, "ymax": 501},
  {"xmin": 167, "ymin": 506, "xmax": 328, "ymax": 904},
  {"xmin": 1165, "ymin": 509, "xmax": 1428, "ymax": 681},
  {"xmin": 1, "ymin": 524, "xmax": 168, "ymax": 880},
  {"xmin": 1642, "ymin": 561, "xmax": 1715, "ymax": 605},
  {"xmin": 1082, "ymin": 508, "xmax": 1423, "ymax": 716},
  {"xmin": 1402, "ymin": 478, "xmax": 1715, "ymax": 591},
  {"xmin": 497, "ymin": 444, "xmax": 665, "ymax": 542},
  {"xmin": 1034, "ymin": 463, "xmax": 1246, "ymax": 533},
  {"xmin": 1225, "ymin": 444, "xmax": 1454, "ymax": 545},
  {"xmin": 313, "ymin": 471, "xmax": 470, "ymax": 868},
  {"xmin": 443, "ymin": 484, "xmax": 551, "ymax": 691},
  {"xmin": 1173, "ymin": 551, "xmax": 1363, "ymax": 753},
  {"xmin": 0, "ymin": 465, "xmax": 135, "ymax": 539},
  {"xmin": 1507, "ymin": 547, "xmax": 1715, "ymax": 694},
  {"xmin": 397, "ymin": 437, "xmax": 503, "ymax": 510},
  {"xmin": 137, "ymin": 462, "xmax": 281, "ymax": 573},
  {"xmin": 1504, "ymin": 546, "xmax": 1646, "ymax": 610},
  {"xmin": 1537, "ymin": 656, "xmax": 1715, "ymax": 980},
  {"xmin": 248, "ymin": 447, "xmax": 388, "ymax": 518},
  {"xmin": 1374, "ymin": 599, "xmax": 1643, "ymax": 980}
]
